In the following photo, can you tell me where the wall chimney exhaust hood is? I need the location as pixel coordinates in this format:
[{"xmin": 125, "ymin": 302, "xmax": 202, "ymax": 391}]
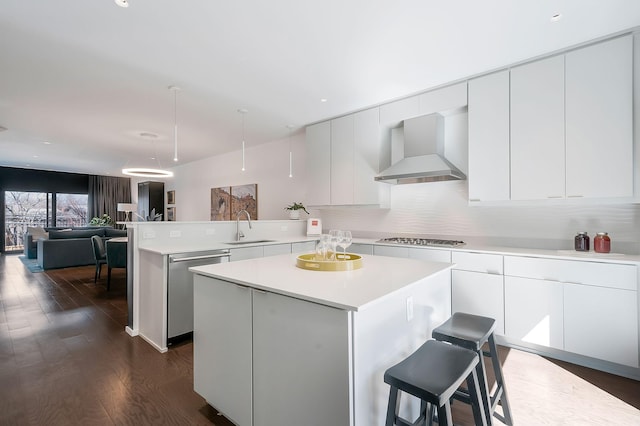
[{"xmin": 375, "ymin": 113, "xmax": 465, "ymax": 184}]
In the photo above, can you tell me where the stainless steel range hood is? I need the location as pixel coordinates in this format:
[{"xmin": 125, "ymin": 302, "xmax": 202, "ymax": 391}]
[{"xmin": 375, "ymin": 113, "xmax": 466, "ymax": 184}]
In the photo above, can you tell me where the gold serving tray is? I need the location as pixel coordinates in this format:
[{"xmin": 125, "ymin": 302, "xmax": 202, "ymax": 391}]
[{"xmin": 296, "ymin": 253, "xmax": 363, "ymax": 271}]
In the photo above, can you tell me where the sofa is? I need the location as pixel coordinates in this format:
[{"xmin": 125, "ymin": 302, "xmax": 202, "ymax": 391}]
[{"xmin": 30, "ymin": 227, "xmax": 127, "ymax": 270}]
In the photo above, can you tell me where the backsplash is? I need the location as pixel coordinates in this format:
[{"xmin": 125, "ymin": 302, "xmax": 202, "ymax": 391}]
[{"xmin": 317, "ymin": 180, "xmax": 640, "ymax": 254}]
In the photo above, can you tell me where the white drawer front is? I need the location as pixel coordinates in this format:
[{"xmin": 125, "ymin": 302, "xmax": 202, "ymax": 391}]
[
  {"xmin": 373, "ymin": 245, "xmax": 409, "ymax": 258},
  {"xmin": 504, "ymin": 256, "xmax": 637, "ymax": 291},
  {"xmin": 408, "ymin": 247, "xmax": 451, "ymax": 263},
  {"xmin": 452, "ymin": 251, "xmax": 503, "ymax": 274}
]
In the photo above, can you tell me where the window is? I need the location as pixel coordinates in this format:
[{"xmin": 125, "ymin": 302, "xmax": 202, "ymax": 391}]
[{"xmin": 4, "ymin": 191, "xmax": 88, "ymax": 253}]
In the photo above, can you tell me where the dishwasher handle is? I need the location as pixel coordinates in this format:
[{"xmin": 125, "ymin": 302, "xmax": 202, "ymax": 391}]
[{"xmin": 169, "ymin": 252, "xmax": 230, "ymax": 263}]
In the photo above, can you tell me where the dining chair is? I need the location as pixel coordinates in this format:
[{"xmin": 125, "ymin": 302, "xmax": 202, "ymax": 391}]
[{"xmin": 90, "ymin": 235, "xmax": 107, "ymax": 284}]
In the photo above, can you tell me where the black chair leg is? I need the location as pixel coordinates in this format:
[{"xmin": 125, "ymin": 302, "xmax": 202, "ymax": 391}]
[{"xmin": 107, "ymin": 267, "xmax": 112, "ymax": 291}]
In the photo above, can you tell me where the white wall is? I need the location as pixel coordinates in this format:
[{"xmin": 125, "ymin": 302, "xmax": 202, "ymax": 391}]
[{"xmin": 132, "ymin": 133, "xmax": 308, "ymax": 222}]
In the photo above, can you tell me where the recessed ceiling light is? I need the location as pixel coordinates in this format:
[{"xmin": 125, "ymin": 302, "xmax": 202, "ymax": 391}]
[
  {"xmin": 551, "ymin": 13, "xmax": 562, "ymax": 22},
  {"xmin": 32, "ymin": 155, "xmax": 38, "ymax": 158},
  {"xmin": 320, "ymin": 99, "xmax": 328, "ymax": 103},
  {"xmin": 43, "ymin": 141, "xmax": 51, "ymax": 145},
  {"xmin": 115, "ymin": 0, "xmax": 129, "ymax": 8}
]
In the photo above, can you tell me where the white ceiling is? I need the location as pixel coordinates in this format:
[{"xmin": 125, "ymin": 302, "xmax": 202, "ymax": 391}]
[{"xmin": 0, "ymin": 1, "xmax": 639, "ymax": 176}]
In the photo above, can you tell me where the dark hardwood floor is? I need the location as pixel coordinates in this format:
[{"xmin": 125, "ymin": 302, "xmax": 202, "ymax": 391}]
[
  {"xmin": 1, "ymin": 253, "xmax": 638, "ymax": 425},
  {"xmin": 0, "ymin": 253, "xmax": 233, "ymax": 426}
]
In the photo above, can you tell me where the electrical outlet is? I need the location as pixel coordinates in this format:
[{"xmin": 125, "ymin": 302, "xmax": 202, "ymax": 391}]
[
  {"xmin": 142, "ymin": 231, "xmax": 156, "ymax": 239},
  {"xmin": 280, "ymin": 225, "xmax": 288, "ymax": 231},
  {"xmin": 169, "ymin": 230, "xmax": 181, "ymax": 238},
  {"xmin": 406, "ymin": 296, "xmax": 414, "ymax": 322}
]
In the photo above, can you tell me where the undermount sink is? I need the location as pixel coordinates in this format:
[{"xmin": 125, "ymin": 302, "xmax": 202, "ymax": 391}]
[{"xmin": 224, "ymin": 239, "xmax": 277, "ymax": 245}]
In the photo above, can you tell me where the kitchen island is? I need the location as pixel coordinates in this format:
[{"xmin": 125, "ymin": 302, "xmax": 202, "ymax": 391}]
[{"xmin": 190, "ymin": 253, "xmax": 452, "ymax": 426}]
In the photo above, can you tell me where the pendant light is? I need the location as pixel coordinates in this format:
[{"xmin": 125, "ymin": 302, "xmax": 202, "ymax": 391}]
[
  {"xmin": 287, "ymin": 124, "xmax": 295, "ymax": 178},
  {"xmin": 169, "ymin": 85, "xmax": 180, "ymax": 163},
  {"xmin": 122, "ymin": 138, "xmax": 174, "ymax": 177},
  {"xmin": 238, "ymin": 109, "xmax": 248, "ymax": 171}
]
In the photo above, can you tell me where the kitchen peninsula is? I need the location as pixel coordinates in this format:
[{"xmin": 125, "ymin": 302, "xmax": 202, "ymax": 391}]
[{"xmin": 190, "ymin": 253, "xmax": 453, "ymax": 426}]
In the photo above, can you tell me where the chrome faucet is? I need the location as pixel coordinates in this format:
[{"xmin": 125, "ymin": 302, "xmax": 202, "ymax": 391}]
[{"xmin": 236, "ymin": 210, "xmax": 252, "ymax": 241}]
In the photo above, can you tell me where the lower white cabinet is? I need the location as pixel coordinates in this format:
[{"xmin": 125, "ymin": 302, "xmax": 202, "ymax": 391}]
[
  {"xmin": 451, "ymin": 252, "xmax": 504, "ymax": 334},
  {"xmin": 230, "ymin": 246, "xmax": 264, "ymax": 261},
  {"xmin": 292, "ymin": 241, "xmax": 316, "ymax": 254},
  {"xmin": 349, "ymin": 243, "xmax": 373, "ymax": 255},
  {"xmin": 452, "ymin": 270, "xmax": 505, "ymax": 335},
  {"xmin": 504, "ymin": 255, "xmax": 639, "ymax": 367},
  {"xmin": 193, "ymin": 276, "xmax": 253, "ymax": 426},
  {"xmin": 564, "ymin": 283, "xmax": 638, "ymax": 367},
  {"xmin": 504, "ymin": 276, "xmax": 564, "ymax": 350},
  {"xmin": 252, "ymin": 290, "xmax": 351, "ymax": 426},
  {"xmin": 262, "ymin": 243, "xmax": 291, "ymax": 257}
]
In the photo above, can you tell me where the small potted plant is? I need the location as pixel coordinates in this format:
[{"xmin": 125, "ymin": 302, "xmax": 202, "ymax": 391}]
[
  {"xmin": 284, "ymin": 202, "xmax": 309, "ymax": 220},
  {"xmin": 89, "ymin": 213, "xmax": 113, "ymax": 226}
]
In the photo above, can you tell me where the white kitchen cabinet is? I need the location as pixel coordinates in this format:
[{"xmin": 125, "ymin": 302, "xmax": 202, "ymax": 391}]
[
  {"xmin": 262, "ymin": 243, "xmax": 291, "ymax": 257},
  {"xmin": 408, "ymin": 247, "xmax": 451, "ymax": 263},
  {"xmin": 510, "ymin": 55, "xmax": 565, "ymax": 200},
  {"xmin": 331, "ymin": 114, "xmax": 355, "ymax": 205},
  {"xmin": 419, "ymin": 82, "xmax": 467, "ymax": 115},
  {"xmin": 468, "ymin": 70, "xmax": 510, "ymax": 202},
  {"xmin": 193, "ymin": 276, "xmax": 252, "ymax": 426},
  {"xmin": 252, "ymin": 290, "xmax": 351, "ymax": 426},
  {"xmin": 379, "ymin": 95, "xmax": 421, "ymax": 127},
  {"xmin": 349, "ymin": 243, "xmax": 373, "ymax": 255},
  {"xmin": 564, "ymin": 283, "xmax": 638, "ymax": 367},
  {"xmin": 453, "ymin": 270, "xmax": 505, "ymax": 335},
  {"xmin": 373, "ymin": 245, "xmax": 408, "ymax": 258},
  {"xmin": 504, "ymin": 255, "xmax": 639, "ymax": 367},
  {"xmin": 504, "ymin": 275, "xmax": 564, "ymax": 350},
  {"xmin": 307, "ymin": 108, "xmax": 388, "ymax": 207},
  {"xmin": 354, "ymin": 108, "xmax": 388, "ymax": 205},
  {"xmin": 451, "ymin": 252, "xmax": 504, "ymax": 334},
  {"xmin": 565, "ymin": 35, "xmax": 633, "ymax": 199},
  {"xmin": 306, "ymin": 121, "xmax": 331, "ymax": 206},
  {"xmin": 230, "ymin": 246, "xmax": 264, "ymax": 261},
  {"xmin": 292, "ymin": 241, "xmax": 316, "ymax": 254}
]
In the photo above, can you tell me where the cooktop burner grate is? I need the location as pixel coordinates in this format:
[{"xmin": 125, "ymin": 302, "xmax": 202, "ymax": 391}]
[{"xmin": 377, "ymin": 237, "xmax": 466, "ymax": 247}]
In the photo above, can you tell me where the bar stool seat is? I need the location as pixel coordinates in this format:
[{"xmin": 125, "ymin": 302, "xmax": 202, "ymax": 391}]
[
  {"xmin": 384, "ymin": 339, "xmax": 487, "ymax": 426},
  {"xmin": 432, "ymin": 312, "xmax": 514, "ymax": 426}
]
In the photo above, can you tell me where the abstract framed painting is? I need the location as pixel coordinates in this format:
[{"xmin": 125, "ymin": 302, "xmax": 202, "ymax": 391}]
[
  {"xmin": 210, "ymin": 187, "xmax": 231, "ymax": 221},
  {"xmin": 230, "ymin": 184, "xmax": 257, "ymax": 220}
]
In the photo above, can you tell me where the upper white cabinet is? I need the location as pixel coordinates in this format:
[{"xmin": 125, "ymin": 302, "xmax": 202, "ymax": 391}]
[
  {"xmin": 468, "ymin": 34, "xmax": 634, "ymax": 203},
  {"xmin": 468, "ymin": 70, "xmax": 511, "ymax": 202},
  {"xmin": 419, "ymin": 82, "xmax": 468, "ymax": 115},
  {"xmin": 306, "ymin": 108, "xmax": 389, "ymax": 207},
  {"xmin": 565, "ymin": 35, "xmax": 633, "ymax": 199},
  {"xmin": 305, "ymin": 121, "xmax": 331, "ymax": 206},
  {"xmin": 330, "ymin": 115, "xmax": 355, "ymax": 205},
  {"xmin": 510, "ymin": 55, "xmax": 565, "ymax": 200}
]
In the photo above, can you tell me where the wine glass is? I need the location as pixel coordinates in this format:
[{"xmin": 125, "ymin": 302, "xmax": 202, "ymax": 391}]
[
  {"xmin": 328, "ymin": 229, "xmax": 341, "ymax": 261},
  {"xmin": 338, "ymin": 231, "xmax": 352, "ymax": 260}
]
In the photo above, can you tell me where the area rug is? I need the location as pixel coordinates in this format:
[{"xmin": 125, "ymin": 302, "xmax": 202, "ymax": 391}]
[{"xmin": 18, "ymin": 255, "xmax": 44, "ymax": 273}]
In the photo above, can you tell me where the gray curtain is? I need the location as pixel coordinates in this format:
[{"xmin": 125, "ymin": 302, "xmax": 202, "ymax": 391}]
[{"xmin": 88, "ymin": 175, "xmax": 132, "ymax": 224}]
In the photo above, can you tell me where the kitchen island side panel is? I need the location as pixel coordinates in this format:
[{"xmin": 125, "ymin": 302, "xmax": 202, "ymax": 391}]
[
  {"xmin": 138, "ymin": 250, "xmax": 168, "ymax": 352},
  {"xmin": 352, "ymin": 268, "xmax": 452, "ymax": 425}
]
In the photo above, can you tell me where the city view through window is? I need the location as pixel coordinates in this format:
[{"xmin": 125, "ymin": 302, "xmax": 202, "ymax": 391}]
[{"xmin": 4, "ymin": 191, "xmax": 88, "ymax": 253}]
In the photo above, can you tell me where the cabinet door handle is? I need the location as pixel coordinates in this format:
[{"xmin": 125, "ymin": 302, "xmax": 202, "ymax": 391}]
[
  {"xmin": 235, "ymin": 284, "xmax": 249, "ymax": 290},
  {"xmin": 547, "ymin": 195, "xmax": 563, "ymax": 199},
  {"xmin": 567, "ymin": 195, "xmax": 584, "ymax": 198},
  {"xmin": 253, "ymin": 288, "xmax": 268, "ymax": 295}
]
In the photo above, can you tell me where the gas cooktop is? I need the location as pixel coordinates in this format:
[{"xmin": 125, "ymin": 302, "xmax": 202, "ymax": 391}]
[{"xmin": 376, "ymin": 237, "xmax": 466, "ymax": 247}]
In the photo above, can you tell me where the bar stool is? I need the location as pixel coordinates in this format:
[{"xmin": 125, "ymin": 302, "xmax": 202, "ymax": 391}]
[
  {"xmin": 384, "ymin": 339, "xmax": 487, "ymax": 426},
  {"xmin": 432, "ymin": 312, "xmax": 513, "ymax": 426}
]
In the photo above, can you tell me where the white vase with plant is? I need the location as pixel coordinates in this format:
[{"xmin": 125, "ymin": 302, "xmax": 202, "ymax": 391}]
[{"xmin": 284, "ymin": 202, "xmax": 309, "ymax": 220}]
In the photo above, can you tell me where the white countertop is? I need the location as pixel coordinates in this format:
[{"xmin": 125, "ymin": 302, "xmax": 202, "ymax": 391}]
[
  {"xmin": 138, "ymin": 236, "xmax": 319, "ymax": 255},
  {"xmin": 354, "ymin": 238, "xmax": 640, "ymax": 264},
  {"xmin": 190, "ymin": 253, "xmax": 452, "ymax": 311}
]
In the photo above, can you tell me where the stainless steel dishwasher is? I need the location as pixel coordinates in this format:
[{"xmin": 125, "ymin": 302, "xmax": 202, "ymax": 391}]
[{"xmin": 167, "ymin": 249, "xmax": 230, "ymax": 343}]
